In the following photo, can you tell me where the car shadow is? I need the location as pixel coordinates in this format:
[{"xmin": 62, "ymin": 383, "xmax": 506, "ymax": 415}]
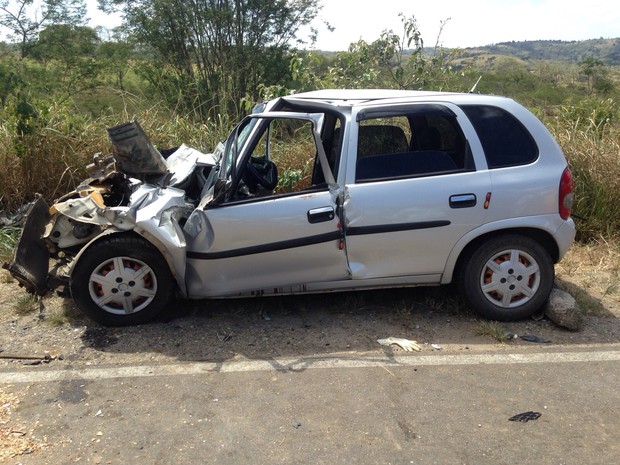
[{"xmin": 69, "ymin": 282, "xmax": 620, "ymax": 365}]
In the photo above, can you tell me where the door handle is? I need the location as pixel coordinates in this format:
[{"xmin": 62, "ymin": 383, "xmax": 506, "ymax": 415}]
[
  {"xmin": 449, "ymin": 194, "xmax": 477, "ymax": 209},
  {"xmin": 307, "ymin": 206, "xmax": 335, "ymax": 224}
]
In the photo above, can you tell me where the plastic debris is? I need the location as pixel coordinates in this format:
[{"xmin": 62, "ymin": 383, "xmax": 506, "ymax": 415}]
[
  {"xmin": 216, "ymin": 332, "xmax": 232, "ymax": 343},
  {"xmin": 292, "ymin": 421, "xmax": 302, "ymax": 429},
  {"xmin": 431, "ymin": 344, "xmax": 443, "ymax": 351},
  {"xmin": 377, "ymin": 337, "xmax": 422, "ymax": 352},
  {"xmin": 520, "ymin": 335, "xmax": 551, "ymax": 343},
  {"xmin": 508, "ymin": 411, "xmax": 542, "ymax": 422}
]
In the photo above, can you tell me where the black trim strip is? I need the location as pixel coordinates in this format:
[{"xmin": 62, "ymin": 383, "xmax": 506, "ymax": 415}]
[
  {"xmin": 188, "ymin": 231, "xmax": 342, "ymax": 260},
  {"xmin": 347, "ymin": 221, "xmax": 450, "ymax": 236},
  {"xmin": 187, "ymin": 221, "xmax": 450, "ymax": 261}
]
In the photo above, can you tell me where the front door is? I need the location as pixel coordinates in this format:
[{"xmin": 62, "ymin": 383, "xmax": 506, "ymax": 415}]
[{"xmin": 184, "ymin": 114, "xmax": 350, "ymax": 297}]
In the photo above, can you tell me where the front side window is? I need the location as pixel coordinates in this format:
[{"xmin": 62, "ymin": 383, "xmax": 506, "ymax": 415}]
[
  {"xmin": 227, "ymin": 115, "xmax": 339, "ymax": 201},
  {"xmin": 355, "ymin": 111, "xmax": 468, "ymax": 182},
  {"xmin": 460, "ymin": 105, "xmax": 539, "ymax": 169}
]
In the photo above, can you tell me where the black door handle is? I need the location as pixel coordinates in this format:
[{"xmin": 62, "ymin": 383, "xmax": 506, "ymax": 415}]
[
  {"xmin": 307, "ymin": 206, "xmax": 335, "ymax": 224},
  {"xmin": 449, "ymin": 194, "xmax": 477, "ymax": 209}
]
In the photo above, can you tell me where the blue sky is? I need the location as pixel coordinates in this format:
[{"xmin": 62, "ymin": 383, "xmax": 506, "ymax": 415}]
[{"xmin": 85, "ymin": 0, "xmax": 619, "ymax": 50}]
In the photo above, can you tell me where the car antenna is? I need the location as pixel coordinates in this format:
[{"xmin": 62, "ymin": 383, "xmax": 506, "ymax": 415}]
[{"xmin": 469, "ymin": 76, "xmax": 482, "ymax": 93}]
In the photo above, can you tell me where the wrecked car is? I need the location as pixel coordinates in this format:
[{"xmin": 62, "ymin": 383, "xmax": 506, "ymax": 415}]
[{"xmin": 4, "ymin": 89, "xmax": 576, "ymax": 326}]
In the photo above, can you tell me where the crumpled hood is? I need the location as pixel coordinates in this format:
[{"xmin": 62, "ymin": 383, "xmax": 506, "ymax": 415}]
[
  {"xmin": 165, "ymin": 144, "xmax": 217, "ymax": 186},
  {"xmin": 107, "ymin": 121, "xmax": 217, "ymax": 186}
]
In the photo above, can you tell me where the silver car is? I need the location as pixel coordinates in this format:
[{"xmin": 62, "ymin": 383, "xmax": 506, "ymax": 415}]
[{"xmin": 4, "ymin": 89, "xmax": 576, "ymax": 325}]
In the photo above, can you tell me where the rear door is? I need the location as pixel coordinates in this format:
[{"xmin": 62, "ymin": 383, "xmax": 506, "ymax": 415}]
[{"xmin": 343, "ymin": 103, "xmax": 491, "ymax": 281}]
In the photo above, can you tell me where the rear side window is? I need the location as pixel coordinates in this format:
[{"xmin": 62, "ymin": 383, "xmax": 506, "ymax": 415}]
[
  {"xmin": 461, "ymin": 105, "xmax": 538, "ymax": 169},
  {"xmin": 355, "ymin": 110, "xmax": 469, "ymax": 182}
]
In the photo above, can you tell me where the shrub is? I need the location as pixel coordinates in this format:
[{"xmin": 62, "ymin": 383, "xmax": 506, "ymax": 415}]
[{"xmin": 545, "ymin": 98, "xmax": 620, "ymax": 240}]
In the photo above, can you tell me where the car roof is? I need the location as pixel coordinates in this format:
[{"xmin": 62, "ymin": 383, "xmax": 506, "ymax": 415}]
[{"xmin": 281, "ymin": 89, "xmax": 511, "ymax": 109}]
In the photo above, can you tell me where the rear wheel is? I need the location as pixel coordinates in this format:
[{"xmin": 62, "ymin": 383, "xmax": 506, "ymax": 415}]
[
  {"xmin": 70, "ymin": 235, "xmax": 175, "ymax": 326},
  {"xmin": 458, "ymin": 235, "xmax": 554, "ymax": 321}
]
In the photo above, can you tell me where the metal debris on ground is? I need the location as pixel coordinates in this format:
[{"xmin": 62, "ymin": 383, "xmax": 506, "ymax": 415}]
[
  {"xmin": 508, "ymin": 411, "xmax": 542, "ymax": 422},
  {"xmin": 292, "ymin": 421, "xmax": 302, "ymax": 429},
  {"xmin": 520, "ymin": 335, "xmax": 551, "ymax": 343},
  {"xmin": 377, "ymin": 337, "xmax": 422, "ymax": 352},
  {"xmin": 0, "ymin": 353, "xmax": 53, "ymax": 363}
]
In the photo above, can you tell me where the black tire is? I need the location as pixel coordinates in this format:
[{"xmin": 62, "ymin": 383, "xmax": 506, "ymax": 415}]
[
  {"xmin": 458, "ymin": 234, "xmax": 554, "ymax": 321},
  {"xmin": 70, "ymin": 234, "xmax": 175, "ymax": 326}
]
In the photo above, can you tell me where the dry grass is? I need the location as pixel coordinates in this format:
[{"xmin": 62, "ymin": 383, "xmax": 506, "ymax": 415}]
[
  {"xmin": 556, "ymin": 239, "xmax": 620, "ymax": 314},
  {"xmin": 14, "ymin": 295, "xmax": 38, "ymax": 316},
  {"xmin": 44, "ymin": 303, "xmax": 82, "ymax": 326},
  {"xmin": 473, "ymin": 320, "xmax": 512, "ymax": 343},
  {"xmin": 0, "ymin": 271, "xmax": 13, "ymax": 284},
  {"xmin": 0, "ymin": 101, "xmax": 230, "ymax": 211},
  {"xmin": 546, "ymin": 99, "xmax": 620, "ymax": 240}
]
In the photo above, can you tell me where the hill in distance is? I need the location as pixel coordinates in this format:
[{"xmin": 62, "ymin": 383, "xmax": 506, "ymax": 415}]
[{"xmin": 460, "ymin": 38, "xmax": 620, "ymax": 66}]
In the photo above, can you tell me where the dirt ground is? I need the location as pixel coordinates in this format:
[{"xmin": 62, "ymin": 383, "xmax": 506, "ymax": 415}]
[{"xmin": 1, "ymin": 241, "xmax": 620, "ymax": 461}]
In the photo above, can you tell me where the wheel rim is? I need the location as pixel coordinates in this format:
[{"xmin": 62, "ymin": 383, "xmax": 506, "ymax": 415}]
[
  {"xmin": 479, "ymin": 248, "xmax": 541, "ymax": 308},
  {"xmin": 88, "ymin": 256, "xmax": 157, "ymax": 315}
]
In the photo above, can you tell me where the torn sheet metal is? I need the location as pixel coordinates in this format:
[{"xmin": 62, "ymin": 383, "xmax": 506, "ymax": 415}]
[
  {"xmin": 2, "ymin": 196, "xmax": 51, "ymax": 295},
  {"xmin": 107, "ymin": 120, "xmax": 168, "ymax": 176},
  {"xmin": 166, "ymin": 144, "xmax": 217, "ymax": 186}
]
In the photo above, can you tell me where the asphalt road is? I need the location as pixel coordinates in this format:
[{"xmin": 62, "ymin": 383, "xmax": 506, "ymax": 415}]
[{"xmin": 3, "ymin": 346, "xmax": 619, "ymax": 465}]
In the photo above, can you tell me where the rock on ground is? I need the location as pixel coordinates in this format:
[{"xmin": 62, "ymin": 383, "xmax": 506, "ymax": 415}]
[{"xmin": 546, "ymin": 288, "xmax": 584, "ymax": 331}]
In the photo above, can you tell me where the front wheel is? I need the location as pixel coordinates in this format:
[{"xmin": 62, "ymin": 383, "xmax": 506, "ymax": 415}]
[
  {"xmin": 70, "ymin": 235, "xmax": 175, "ymax": 326},
  {"xmin": 458, "ymin": 235, "xmax": 554, "ymax": 321}
]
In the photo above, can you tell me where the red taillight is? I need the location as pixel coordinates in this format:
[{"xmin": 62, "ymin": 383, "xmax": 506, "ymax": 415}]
[{"xmin": 559, "ymin": 167, "xmax": 574, "ymax": 220}]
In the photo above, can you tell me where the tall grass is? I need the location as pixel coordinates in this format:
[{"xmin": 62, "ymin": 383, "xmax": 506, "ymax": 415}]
[
  {"xmin": 0, "ymin": 227, "xmax": 19, "ymax": 262},
  {"xmin": 2, "ymin": 94, "xmax": 620, "ymax": 243},
  {"xmin": 544, "ymin": 98, "xmax": 620, "ymax": 240},
  {"xmin": 0, "ymin": 98, "xmax": 232, "ymax": 211}
]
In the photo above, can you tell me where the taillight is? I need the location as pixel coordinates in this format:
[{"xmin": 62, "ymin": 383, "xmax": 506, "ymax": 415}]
[{"xmin": 559, "ymin": 167, "xmax": 574, "ymax": 220}]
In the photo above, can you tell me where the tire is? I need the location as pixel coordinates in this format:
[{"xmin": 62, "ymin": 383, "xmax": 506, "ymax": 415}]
[
  {"xmin": 458, "ymin": 234, "xmax": 554, "ymax": 321},
  {"xmin": 70, "ymin": 235, "xmax": 175, "ymax": 326}
]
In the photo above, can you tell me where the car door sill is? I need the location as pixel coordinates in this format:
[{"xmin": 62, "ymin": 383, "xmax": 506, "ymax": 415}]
[{"xmin": 204, "ymin": 274, "xmax": 442, "ymax": 298}]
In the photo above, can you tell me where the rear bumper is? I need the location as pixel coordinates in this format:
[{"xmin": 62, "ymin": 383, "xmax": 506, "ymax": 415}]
[{"xmin": 555, "ymin": 218, "xmax": 577, "ymax": 261}]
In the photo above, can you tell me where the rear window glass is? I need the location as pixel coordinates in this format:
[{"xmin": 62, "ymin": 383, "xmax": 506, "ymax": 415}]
[
  {"xmin": 460, "ymin": 105, "xmax": 538, "ymax": 169},
  {"xmin": 354, "ymin": 111, "xmax": 470, "ymax": 182}
]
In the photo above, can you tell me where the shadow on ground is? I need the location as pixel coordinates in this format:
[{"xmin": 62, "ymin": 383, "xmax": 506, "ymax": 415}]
[{"xmin": 69, "ymin": 282, "xmax": 620, "ymax": 364}]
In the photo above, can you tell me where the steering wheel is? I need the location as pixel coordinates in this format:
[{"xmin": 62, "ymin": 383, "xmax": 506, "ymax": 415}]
[{"xmin": 245, "ymin": 156, "xmax": 278, "ymax": 191}]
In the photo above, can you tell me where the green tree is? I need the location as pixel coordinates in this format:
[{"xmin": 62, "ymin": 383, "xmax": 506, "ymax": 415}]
[
  {"xmin": 97, "ymin": 37, "xmax": 133, "ymax": 91},
  {"xmin": 294, "ymin": 14, "xmax": 458, "ymax": 91},
  {"xmin": 31, "ymin": 24, "xmax": 101, "ymax": 98},
  {"xmin": 98, "ymin": 0, "xmax": 321, "ymax": 119},
  {"xmin": 34, "ymin": 24, "xmax": 99, "ymax": 64},
  {"xmin": 0, "ymin": 0, "xmax": 87, "ymax": 58},
  {"xmin": 0, "ymin": 61, "xmax": 21, "ymax": 109},
  {"xmin": 579, "ymin": 57, "xmax": 614, "ymax": 95}
]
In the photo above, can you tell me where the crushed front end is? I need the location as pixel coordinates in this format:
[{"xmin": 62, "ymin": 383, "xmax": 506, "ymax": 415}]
[{"xmin": 3, "ymin": 121, "xmax": 218, "ymax": 298}]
